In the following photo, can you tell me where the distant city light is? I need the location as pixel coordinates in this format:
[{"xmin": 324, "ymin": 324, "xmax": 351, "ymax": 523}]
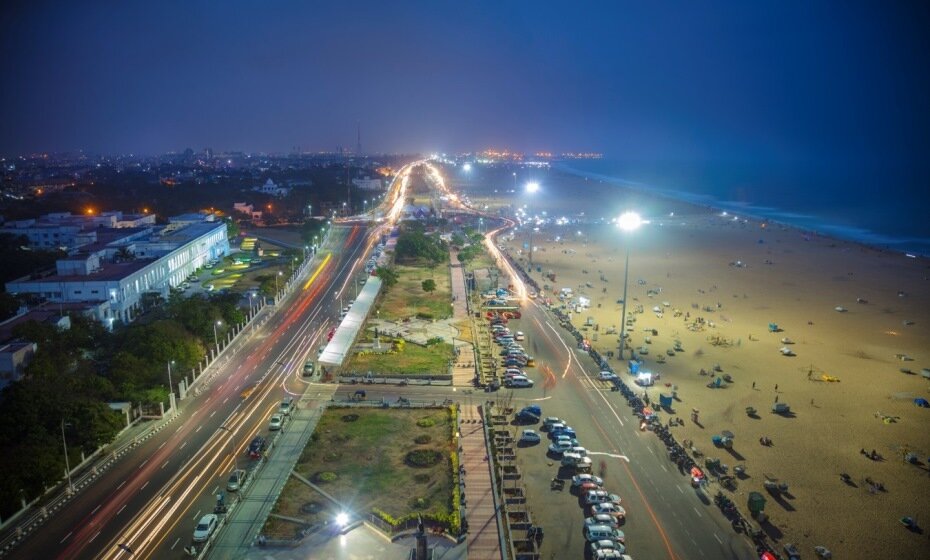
[{"xmin": 462, "ymin": 163, "xmax": 472, "ymax": 172}]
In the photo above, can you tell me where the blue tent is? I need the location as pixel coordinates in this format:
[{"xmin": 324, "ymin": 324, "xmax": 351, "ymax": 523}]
[{"xmin": 914, "ymin": 398, "xmax": 929, "ymax": 408}]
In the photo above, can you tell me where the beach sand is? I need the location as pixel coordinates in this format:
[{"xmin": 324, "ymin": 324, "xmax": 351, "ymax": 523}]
[{"xmin": 456, "ymin": 167, "xmax": 930, "ymax": 558}]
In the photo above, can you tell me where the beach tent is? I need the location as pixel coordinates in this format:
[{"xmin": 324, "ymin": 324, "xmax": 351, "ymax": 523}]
[
  {"xmin": 914, "ymin": 398, "xmax": 929, "ymax": 408},
  {"xmin": 768, "ymin": 322, "xmax": 779, "ymax": 332},
  {"xmin": 659, "ymin": 393, "xmax": 673, "ymax": 408},
  {"xmin": 629, "ymin": 360, "xmax": 641, "ymax": 375}
]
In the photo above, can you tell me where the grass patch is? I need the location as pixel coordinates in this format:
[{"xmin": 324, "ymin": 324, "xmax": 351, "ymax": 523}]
[
  {"xmin": 344, "ymin": 337, "xmax": 454, "ymax": 376},
  {"xmin": 377, "ymin": 265, "xmax": 452, "ymax": 320},
  {"xmin": 295, "ymin": 407, "xmax": 456, "ymax": 521}
]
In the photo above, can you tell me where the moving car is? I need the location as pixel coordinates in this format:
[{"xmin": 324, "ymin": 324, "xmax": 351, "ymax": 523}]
[
  {"xmin": 193, "ymin": 513, "xmax": 218, "ymax": 542},
  {"xmin": 514, "ymin": 331, "xmax": 525, "ymax": 341}
]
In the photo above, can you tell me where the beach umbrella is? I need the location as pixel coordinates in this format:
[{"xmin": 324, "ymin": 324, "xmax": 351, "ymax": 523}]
[{"xmin": 914, "ymin": 398, "xmax": 929, "ymax": 408}]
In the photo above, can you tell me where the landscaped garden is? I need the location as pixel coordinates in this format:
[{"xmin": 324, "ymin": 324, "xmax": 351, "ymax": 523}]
[{"xmin": 262, "ymin": 407, "xmax": 460, "ymax": 539}]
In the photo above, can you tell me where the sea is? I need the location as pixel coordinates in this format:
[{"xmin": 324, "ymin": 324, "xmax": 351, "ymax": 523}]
[{"xmin": 556, "ymin": 159, "xmax": 930, "ymax": 257}]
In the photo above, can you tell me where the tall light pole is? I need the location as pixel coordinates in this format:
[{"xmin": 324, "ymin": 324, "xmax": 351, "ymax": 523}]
[
  {"xmin": 167, "ymin": 360, "xmax": 175, "ymax": 395},
  {"xmin": 617, "ymin": 212, "xmax": 643, "ymax": 360},
  {"xmin": 525, "ymin": 182, "xmax": 540, "ymax": 267},
  {"xmin": 60, "ymin": 419, "xmax": 73, "ymax": 494},
  {"xmin": 213, "ymin": 320, "xmax": 223, "ymax": 351},
  {"xmin": 218, "ymin": 425, "xmax": 238, "ymax": 470},
  {"xmin": 275, "ymin": 270, "xmax": 282, "ymax": 294}
]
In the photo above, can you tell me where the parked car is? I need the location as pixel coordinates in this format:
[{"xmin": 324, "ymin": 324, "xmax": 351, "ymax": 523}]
[
  {"xmin": 599, "ymin": 371, "xmax": 618, "ymax": 381},
  {"xmin": 515, "ymin": 410, "xmax": 539, "ymax": 424},
  {"xmin": 547, "ymin": 422, "xmax": 566, "ymax": 436},
  {"xmin": 193, "ymin": 513, "xmax": 218, "ymax": 542},
  {"xmin": 504, "ymin": 375, "xmax": 533, "ymax": 388},
  {"xmin": 585, "ymin": 514, "xmax": 619, "ymax": 529},
  {"xmin": 226, "ymin": 469, "xmax": 246, "ymax": 492},
  {"xmin": 561, "ymin": 452, "xmax": 585, "ymax": 467},
  {"xmin": 302, "ymin": 361, "xmax": 315, "ymax": 376},
  {"xmin": 269, "ymin": 414, "xmax": 284, "ymax": 431},
  {"xmin": 578, "ymin": 480, "xmax": 603, "ymax": 493},
  {"xmin": 542, "ymin": 417, "xmax": 563, "ymax": 431},
  {"xmin": 279, "ymin": 397, "xmax": 294, "ymax": 415},
  {"xmin": 521, "ymin": 404, "xmax": 541, "ymax": 416},
  {"xmin": 548, "ymin": 440, "xmax": 573, "ymax": 455},
  {"xmin": 248, "ymin": 435, "xmax": 267, "ymax": 458},
  {"xmin": 584, "ymin": 490, "xmax": 622, "ymax": 506},
  {"xmin": 589, "ymin": 539, "xmax": 627, "ymax": 555},
  {"xmin": 572, "ymin": 474, "xmax": 604, "ymax": 488},
  {"xmin": 515, "ymin": 331, "xmax": 525, "ymax": 341},
  {"xmin": 519, "ymin": 429, "xmax": 541, "ymax": 444},
  {"xmin": 590, "ymin": 502, "xmax": 626, "ymax": 520},
  {"xmin": 583, "ymin": 524, "xmax": 625, "ymax": 544},
  {"xmin": 550, "ymin": 425, "xmax": 577, "ymax": 439}
]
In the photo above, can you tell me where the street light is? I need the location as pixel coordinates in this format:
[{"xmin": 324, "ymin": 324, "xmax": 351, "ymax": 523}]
[
  {"xmin": 167, "ymin": 360, "xmax": 175, "ymax": 395},
  {"xmin": 525, "ymin": 181, "xmax": 540, "ymax": 194},
  {"xmin": 275, "ymin": 270, "xmax": 283, "ymax": 294},
  {"xmin": 617, "ymin": 211, "xmax": 643, "ymax": 359},
  {"xmin": 61, "ymin": 419, "xmax": 73, "ymax": 494},
  {"xmin": 218, "ymin": 425, "xmax": 238, "ymax": 470},
  {"xmin": 213, "ymin": 320, "xmax": 223, "ymax": 351}
]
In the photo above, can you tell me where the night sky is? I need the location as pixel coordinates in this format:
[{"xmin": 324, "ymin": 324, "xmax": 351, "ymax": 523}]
[{"xmin": 2, "ymin": 1, "xmax": 929, "ymax": 168}]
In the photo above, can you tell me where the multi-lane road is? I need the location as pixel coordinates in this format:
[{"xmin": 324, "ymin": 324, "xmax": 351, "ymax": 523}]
[{"xmin": 9, "ymin": 223, "xmax": 376, "ymax": 560}]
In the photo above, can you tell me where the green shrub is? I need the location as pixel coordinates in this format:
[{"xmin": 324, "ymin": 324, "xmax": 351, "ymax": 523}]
[
  {"xmin": 405, "ymin": 449, "xmax": 442, "ymax": 468},
  {"xmin": 416, "ymin": 418, "xmax": 436, "ymax": 428},
  {"xmin": 414, "ymin": 434, "xmax": 432, "ymax": 444},
  {"xmin": 317, "ymin": 471, "xmax": 338, "ymax": 483}
]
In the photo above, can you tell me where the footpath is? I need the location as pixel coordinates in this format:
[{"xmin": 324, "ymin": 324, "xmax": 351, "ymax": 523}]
[
  {"xmin": 208, "ymin": 397, "xmax": 327, "ymax": 559},
  {"xmin": 460, "ymin": 404, "xmax": 504, "ymax": 560},
  {"xmin": 449, "ymin": 252, "xmax": 478, "ymax": 387}
]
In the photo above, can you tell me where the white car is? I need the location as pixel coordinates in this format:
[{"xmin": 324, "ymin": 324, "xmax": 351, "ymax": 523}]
[
  {"xmin": 515, "ymin": 331, "xmax": 525, "ymax": 341},
  {"xmin": 542, "ymin": 417, "xmax": 562, "ymax": 430},
  {"xmin": 504, "ymin": 375, "xmax": 533, "ymax": 388},
  {"xmin": 584, "ymin": 490, "xmax": 622, "ymax": 505},
  {"xmin": 590, "ymin": 502, "xmax": 626, "ymax": 519},
  {"xmin": 193, "ymin": 513, "xmax": 218, "ymax": 542},
  {"xmin": 585, "ymin": 514, "xmax": 619, "ymax": 529},
  {"xmin": 520, "ymin": 429, "xmax": 541, "ymax": 444},
  {"xmin": 548, "ymin": 440, "xmax": 572, "ymax": 455},
  {"xmin": 572, "ymin": 474, "xmax": 604, "ymax": 488},
  {"xmin": 269, "ymin": 414, "xmax": 284, "ymax": 431},
  {"xmin": 599, "ymin": 371, "xmax": 617, "ymax": 381}
]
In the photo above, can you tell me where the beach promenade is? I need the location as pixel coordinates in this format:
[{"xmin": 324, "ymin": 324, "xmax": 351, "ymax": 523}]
[
  {"xmin": 450, "ymin": 252, "xmax": 478, "ymax": 386},
  {"xmin": 460, "ymin": 405, "xmax": 503, "ymax": 560}
]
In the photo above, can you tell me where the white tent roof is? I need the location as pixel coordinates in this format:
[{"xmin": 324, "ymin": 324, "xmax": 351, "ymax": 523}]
[{"xmin": 318, "ymin": 276, "xmax": 382, "ymax": 367}]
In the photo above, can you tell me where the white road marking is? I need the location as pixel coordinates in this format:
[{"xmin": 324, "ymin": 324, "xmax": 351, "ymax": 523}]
[
  {"xmin": 223, "ymin": 397, "xmax": 229, "ymax": 404},
  {"xmin": 193, "ymin": 509, "xmax": 201, "ymax": 521},
  {"xmin": 141, "ymin": 480, "xmax": 150, "ymax": 490},
  {"xmin": 171, "ymin": 537, "xmax": 181, "ymax": 550},
  {"xmin": 138, "ymin": 459, "xmax": 148, "ymax": 469},
  {"xmin": 693, "ymin": 506, "xmax": 702, "ymax": 517},
  {"xmin": 59, "ymin": 531, "xmax": 72, "ymax": 544},
  {"xmin": 210, "ymin": 410, "xmax": 217, "ymax": 418},
  {"xmin": 677, "ymin": 485, "xmax": 684, "ymax": 494},
  {"xmin": 180, "ymin": 441, "xmax": 187, "ymax": 450},
  {"xmin": 117, "ymin": 504, "xmax": 127, "ymax": 515},
  {"xmin": 89, "ymin": 530, "xmax": 101, "ymax": 543},
  {"xmin": 158, "ymin": 441, "xmax": 166, "ymax": 450},
  {"xmin": 117, "ymin": 480, "xmax": 126, "ymax": 490},
  {"xmin": 714, "ymin": 533, "xmax": 723, "ymax": 544},
  {"xmin": 587, "ymin": 452, "xmax": 631, "ymax": 462},
  {"xmin": 91, "ymin": 504, "xmax": 101, "ymax": 515},
  {"xmin": 161, "ymin": 460, "xmax": 169, "ymax": 469},
  {"xmin": 660, "ymin": 464, "xmax": 668, "ymax": 472},
  {"xmin": 196, "ymin": 425, "xmax": 202, "ymax": 432}
]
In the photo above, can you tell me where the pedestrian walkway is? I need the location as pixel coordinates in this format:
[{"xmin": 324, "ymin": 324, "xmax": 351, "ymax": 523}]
[
  {"xmin": 449, "ymin": 252, "xmax": 478, "ymax": 387},
  {"xmin": 460, "ymin": 405, "xmax": 503, "ymax": 560},
  {"xmin": 209, "ymin": 402, "xmax": 326, "ymax": 559}
]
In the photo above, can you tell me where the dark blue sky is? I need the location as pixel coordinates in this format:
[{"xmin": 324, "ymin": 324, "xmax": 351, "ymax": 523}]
[{"xmin": 1, "ymin": 0, "xmax": 929, "ymax": 169}]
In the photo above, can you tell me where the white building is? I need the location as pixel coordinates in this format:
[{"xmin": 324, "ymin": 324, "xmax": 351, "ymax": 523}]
[
  {"xmin": 0, "ymin": 211, "xmax": 156, "ymax": 251},
  {"xmin": 5, "ymin": 219, "xmax": 229, "ymax": 326},
  {"xmin": 352, "ymin": 177, "xmax": 383, "ymax": 191},
  {"xmin": 253, "ymin": 178, "xmax": 291, "ymax": 197}
]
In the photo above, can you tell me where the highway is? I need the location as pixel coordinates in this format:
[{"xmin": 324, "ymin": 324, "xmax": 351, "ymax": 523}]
[
  {"xmin": 4, "ymin": 224, "xmax": 367, "ymax": 560},
  {"xmin": 10, "ymin": 160, "xmax": 418, "ymax": 560}
]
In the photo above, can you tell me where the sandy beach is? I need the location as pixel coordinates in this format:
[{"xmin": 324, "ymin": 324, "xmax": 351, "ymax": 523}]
[{"xmin": 457, "ymin": 167, "xmax": 930, "ymax": 558}]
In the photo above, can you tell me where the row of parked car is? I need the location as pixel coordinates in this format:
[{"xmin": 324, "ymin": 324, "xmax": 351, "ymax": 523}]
[
  {"xmin": 529, "ymin": 413, "xmax": 631, "ymax": 559},
  {"xmin": 492, "ymin": 324, "xmax": 535, "ymax": 388}
]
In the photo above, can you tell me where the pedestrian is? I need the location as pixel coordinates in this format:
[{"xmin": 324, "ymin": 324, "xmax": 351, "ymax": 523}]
[
  {"xmin": 774, "ymin": 394, "xmax": 779, "ymax": 403},
  {"xmin": 752, "ymin": 381, "xmax": 756, "ymax": 389},
  {"xmin": 775, "ymin": 384, "xmax": 778, "ymax": 392},
  {"xmin": 811, "ymin": 398, "xmax": 814, "ymax": 406}
]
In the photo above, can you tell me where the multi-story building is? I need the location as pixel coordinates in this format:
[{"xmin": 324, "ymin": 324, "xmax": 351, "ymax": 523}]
[
  {"xmin": 0, "ymin": 211, "xmax": 157, "ymax": 251},
  {"xmin": 5, "ymin": 216, "xmax": 229, "ymax": 326}
]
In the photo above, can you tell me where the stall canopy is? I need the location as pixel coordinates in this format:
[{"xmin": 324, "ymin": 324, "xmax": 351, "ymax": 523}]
[{"xmin": 318, "ymin": 276, "xmax": 382, "ymax": 367}]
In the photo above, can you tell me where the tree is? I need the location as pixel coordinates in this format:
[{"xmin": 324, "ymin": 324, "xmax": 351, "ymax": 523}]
[
  {"xmin": 224, "ymin": 217, "xmax": 240, "ymax": 239},
  {"xmin": 375, "ymin": 266, "xmax": 399, "ymax": 288},
  {"xmin": 421, "ymin": 279, "xmax": 436, "ymax": 293}
]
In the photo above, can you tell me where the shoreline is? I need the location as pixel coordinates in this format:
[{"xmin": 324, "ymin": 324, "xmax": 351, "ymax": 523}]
[{"xmin": 554, "ymin": 162, "xmax": 930, "ymax": 258}]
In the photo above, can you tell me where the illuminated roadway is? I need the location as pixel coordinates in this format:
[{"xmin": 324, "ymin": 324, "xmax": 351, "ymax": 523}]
[{"xmin": 8, "ymin": 163, "xmax": 418, "ymax": 560}]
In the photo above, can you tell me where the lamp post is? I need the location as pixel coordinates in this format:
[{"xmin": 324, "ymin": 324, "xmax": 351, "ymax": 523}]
[
  {"xmin": 275, "ymin": 270, "xmax": 282, "ymax": 294},
  {"xmin": 218, "ymin": 425, "xmax": 238, "ymax": 470},
  {"xmin": 617, "ymin": 211, "xmax": 643, "ymax": 360},
  {"xmin": 525, "ymin": 182, "xmax": 540, "ymax": 267},
  {"xmin": 213, "ymin": 320, "xmax": 223, "ymax": 351},
  {"xmin": 167, "ymin": 360, "xmax": 175, "ymax": 395},
  {"xmin": 60, "ymin": 419, "xmax": 74, "ymax": 494}
]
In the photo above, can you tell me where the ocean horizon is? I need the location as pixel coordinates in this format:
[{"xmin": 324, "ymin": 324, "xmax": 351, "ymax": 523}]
[{"xmin": 556, "ymin": 160, "xmax": 930, "ymax": 257}]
